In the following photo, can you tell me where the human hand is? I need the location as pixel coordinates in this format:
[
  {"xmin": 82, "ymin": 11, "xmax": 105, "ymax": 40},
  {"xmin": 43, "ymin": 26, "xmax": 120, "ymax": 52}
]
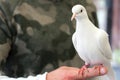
[{"xmin": 46, "ymin": 65, "xmax": 107, "ymax": 80}]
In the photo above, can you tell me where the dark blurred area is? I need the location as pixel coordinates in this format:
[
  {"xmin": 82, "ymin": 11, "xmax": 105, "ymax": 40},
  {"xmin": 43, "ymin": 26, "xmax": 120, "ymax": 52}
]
[{"xmin": 0, "ymin": 0, "xmax": 100, "ymax": 78}]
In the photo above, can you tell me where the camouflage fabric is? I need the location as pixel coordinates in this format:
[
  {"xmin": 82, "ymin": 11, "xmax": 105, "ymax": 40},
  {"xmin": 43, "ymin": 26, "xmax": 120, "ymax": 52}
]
[{"xmin": 0, "ymin": 0, "xmax": 98, "ymax": 78}]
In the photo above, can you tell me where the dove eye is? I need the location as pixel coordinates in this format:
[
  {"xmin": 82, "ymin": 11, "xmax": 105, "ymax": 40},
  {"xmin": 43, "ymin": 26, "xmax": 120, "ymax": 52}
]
[{"xmin": 80, "ymin": 9, "xmax": 83, "ymax": 12}]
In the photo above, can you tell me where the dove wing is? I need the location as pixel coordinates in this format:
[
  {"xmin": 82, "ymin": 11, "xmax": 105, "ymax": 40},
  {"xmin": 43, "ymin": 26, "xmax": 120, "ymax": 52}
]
[
  {"xmin": 72, "ymin": 33, "xmax": 77, "ymax": 50},
  {"xmin": 97, "ymin": 30, "xmax": 112, "ymax": 61}
]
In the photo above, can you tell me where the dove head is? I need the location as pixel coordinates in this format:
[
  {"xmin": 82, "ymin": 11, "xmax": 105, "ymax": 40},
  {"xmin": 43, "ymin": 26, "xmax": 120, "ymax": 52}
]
[{"xmin": 71, "ymin": 4, "xmax": 88, "ymax": 21}]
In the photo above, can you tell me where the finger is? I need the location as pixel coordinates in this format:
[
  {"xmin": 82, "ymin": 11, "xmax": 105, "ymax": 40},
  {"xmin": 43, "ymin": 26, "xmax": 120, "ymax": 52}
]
[{"xmin": 77, "ymin": 65, "xmax": 108, "ymax": 79}]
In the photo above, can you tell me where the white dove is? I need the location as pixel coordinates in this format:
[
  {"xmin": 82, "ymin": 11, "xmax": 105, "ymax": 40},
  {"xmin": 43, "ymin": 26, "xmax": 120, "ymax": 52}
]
[{"xmin": 71, "ymin": 4, "xmax": 115, "ymax": 80}]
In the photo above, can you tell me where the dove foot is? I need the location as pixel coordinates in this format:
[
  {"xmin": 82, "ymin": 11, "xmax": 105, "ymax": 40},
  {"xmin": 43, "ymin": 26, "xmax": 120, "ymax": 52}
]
[
  {"xmin": 94, "ymin": 64, "xmax": 104, "ymax": 75},
  {"xmin": 78, "ymin": 64, "xmax": 90, "ymax": 80},
  {"xmin": 85, "ymin": 63, "xmax": 90, "ymax": 67}
]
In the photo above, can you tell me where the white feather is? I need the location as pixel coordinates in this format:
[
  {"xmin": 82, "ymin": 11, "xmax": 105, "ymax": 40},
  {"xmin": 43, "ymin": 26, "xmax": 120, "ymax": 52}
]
[{"xmin": 71, "ymin": 4, "xmax": 115, "ymax": 80}]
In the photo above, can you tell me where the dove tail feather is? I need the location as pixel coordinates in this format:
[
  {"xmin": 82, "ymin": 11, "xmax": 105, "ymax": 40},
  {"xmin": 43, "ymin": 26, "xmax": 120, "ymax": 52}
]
[{"xmin": 104, "ymin": 62, "xmax": 115, "ymax": 80}]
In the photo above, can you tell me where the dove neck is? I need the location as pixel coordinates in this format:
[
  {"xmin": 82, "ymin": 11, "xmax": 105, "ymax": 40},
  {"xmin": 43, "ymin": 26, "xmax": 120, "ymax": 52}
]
[{"xmin": 75, "ymin": 18, "xmax": 90, "ymax": 32}]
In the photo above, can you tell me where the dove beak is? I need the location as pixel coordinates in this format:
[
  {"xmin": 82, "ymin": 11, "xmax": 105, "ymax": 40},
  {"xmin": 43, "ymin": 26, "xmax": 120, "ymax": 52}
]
[{"xmin": 71, "ymin": 13, "xmax": 77, "ymax": 21}]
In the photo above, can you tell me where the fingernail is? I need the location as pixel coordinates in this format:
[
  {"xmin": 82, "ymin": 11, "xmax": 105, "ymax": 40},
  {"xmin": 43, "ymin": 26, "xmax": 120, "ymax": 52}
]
[{"xmin": 100, "ymin": 67, "xmax": 108, "ymax": 75}]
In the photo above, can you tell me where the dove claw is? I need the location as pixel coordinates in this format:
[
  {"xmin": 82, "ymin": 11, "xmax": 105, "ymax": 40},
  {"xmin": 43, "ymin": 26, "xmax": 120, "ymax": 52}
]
[
  {"xmin": 94, "ymin": 64, "xmax": 104, "ymax": 75},
  {"xmin": 78, "ymin": 65, "xmax": 89, "ymax": 80}
]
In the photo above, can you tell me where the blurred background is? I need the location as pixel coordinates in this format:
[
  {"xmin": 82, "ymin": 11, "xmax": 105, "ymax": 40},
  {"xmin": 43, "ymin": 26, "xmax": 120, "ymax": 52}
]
[{"xmin": 0, "ymin": 0, "xmax": 119, "ymax": 80}]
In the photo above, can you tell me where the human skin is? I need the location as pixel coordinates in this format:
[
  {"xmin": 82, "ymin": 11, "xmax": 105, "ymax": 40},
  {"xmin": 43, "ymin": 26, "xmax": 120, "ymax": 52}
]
[{"xmin": 46, "ymin": 65, "xmax": 107, "ymax": 80}]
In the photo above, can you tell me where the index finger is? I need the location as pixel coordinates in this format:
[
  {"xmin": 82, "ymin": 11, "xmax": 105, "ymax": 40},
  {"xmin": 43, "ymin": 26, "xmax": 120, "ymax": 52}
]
[{"xmin": 77, "ymin": 65, "xmax": 108, "ymax": 79}]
